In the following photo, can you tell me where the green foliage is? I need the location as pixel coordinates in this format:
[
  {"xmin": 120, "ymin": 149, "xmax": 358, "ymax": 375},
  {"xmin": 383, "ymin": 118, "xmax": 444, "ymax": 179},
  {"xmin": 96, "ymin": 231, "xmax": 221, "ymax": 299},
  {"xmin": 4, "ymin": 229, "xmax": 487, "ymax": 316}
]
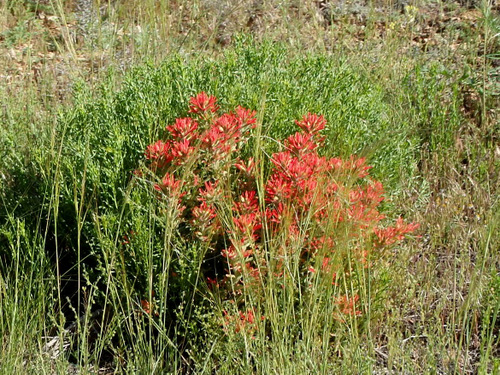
[
  {"xmin": 402, "ymin": 62, "xmax": 463, "ymax": 152},
  {"xmin": 58, "ymin": 37, "xmax": 419, "ymax": 204}
]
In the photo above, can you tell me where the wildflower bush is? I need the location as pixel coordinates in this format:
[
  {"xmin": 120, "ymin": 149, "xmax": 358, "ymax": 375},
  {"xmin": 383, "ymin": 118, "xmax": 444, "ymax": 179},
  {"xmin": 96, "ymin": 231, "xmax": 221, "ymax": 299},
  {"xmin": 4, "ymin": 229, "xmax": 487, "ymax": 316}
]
[{"xmin": 135, "ymin": 92, "xmax": 418, "ymax": 346}]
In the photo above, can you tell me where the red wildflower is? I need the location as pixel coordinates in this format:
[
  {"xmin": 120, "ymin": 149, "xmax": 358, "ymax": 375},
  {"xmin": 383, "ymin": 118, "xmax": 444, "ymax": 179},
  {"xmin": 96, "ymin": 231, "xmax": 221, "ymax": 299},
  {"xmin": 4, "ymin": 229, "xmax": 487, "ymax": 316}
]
[
  {"xmin": 188, "ymin": 92, "xmax": 219, "ymax": 115},
  {"xmin": 241, "ymin": 309, "xmax": 254, "ymax": 324},
  {"xmin": 201, "ymin": 125, "xmax": 233, "ymax": 157},
  {"xmin": 295, "ymin": 113, "xmax": 327, "ymax": 135},
  {"xmin": 206, "ymin": 277, "xmax": 219, "ymax": 288},
  {"xmin": 202, "ymin": 125, "xmax": 225, "ymax": 146},
  {"xmin": 154, "ymin": 172, "xmax": 184, "ymax": 196},
  {"xmin": 234, "ymin": 106, "xmax": 257, "ymax": 128},
  {"xmin": 322, "ymin": 257, "xmax": 331, "ymax": 270},
  {"xmin": 287, "ymin": 153, "xmax": 328, "ymax": 180},
  {"xmin": 265, "ymin": 202, "xmax": 289, "ymax": 224},
  {"xmin": 234, "ymin": 157, "xmax": 255, "ymax": 175},
  {"xmin": 198, "ymin": 181, "xmax": 220, "ymax": 203},
  {"xmin": 221, "ymin": 246, "xmax": 237, "ymax": 260},
  {"xmin": 171, "ymin": 139, "xmax": 194, "ymax": 162},
  {"xmin": 223, "ymin": 309, "xmax": 263, "ymax": 335},
  {"xmin": 145, "ymin": 140, "xmax": 170, "ymax": 160},
  {"xmin": 374, "ymin": 217, "xmax": 419, "ymax": 247},
  {"xmin": 140, "ymin": 297, "xmax": 159, "ymax": 317},
  {"xmin": 347, "ymin": 203, "xmax": 384, "ymax": 227},
  {"xmin": 349, "ymin": 156, "xmax": 373, "ymax": 178},
  {"xmin": 121, "ymin": 235, "xmax": 130, "ymax": 245},
  {"xmin": 308, "ymin": 236, "xmax": 336, "ymax": 252},
  {"xmin": 329, "ymin": 156, "xmax": 372, "ymax": 178},
  {"xmin": 214, "ymin": 113, "xmax": 239, "ymax": 135},
  {"xmin": 265, "ymin": 174, "xmax": 293, "ymax": 202},
  {"xmin": 232, "ymin": 213, "xmax": 262, "ymax": 235},
  {"xmin": 234, "ymin": 190, "xmax": 259, "ymax": 214},
  {"xmin": 329, "ymin": 157, "xmax": 343, "ymax": 170},
  {"xmin": 285, "ymin": 132, "xmax": 318, "ymax": 154},
  {"xmin": 192, "ymin": 201, "xmax": 217, "ymax": 223},
  {"xmin": 335, "ymin": 295, "xmax": 361, "ymax": 317},
  {"xmin": 143, "ymin": 97, "xmax": 421, "ymax": 319},
  {"xmin": 365, "ymin": 180, "xmax": 385, "ymax": 205},
  {"xmin": 166, "ymin": 117, "xmax": 198, "ymax": 140},
  {"xmin": 270, "ymin": 151, "xmax": 294, "ymax": 171}
]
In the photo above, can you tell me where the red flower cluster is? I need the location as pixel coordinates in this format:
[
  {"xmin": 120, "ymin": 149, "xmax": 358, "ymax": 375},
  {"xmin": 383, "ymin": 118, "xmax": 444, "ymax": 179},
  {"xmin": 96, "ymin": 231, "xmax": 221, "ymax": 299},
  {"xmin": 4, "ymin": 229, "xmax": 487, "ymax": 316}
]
[
  {"xmin": 143, "ymin": 93, "xmax": 419, "ymax": 330},
  {"xmin": 334, "ymin": 295, "xmax": 362, "ymax": 321},
  {"xmin": 188, "ymin": 92, "xmax": 219, "ymax": 115}
]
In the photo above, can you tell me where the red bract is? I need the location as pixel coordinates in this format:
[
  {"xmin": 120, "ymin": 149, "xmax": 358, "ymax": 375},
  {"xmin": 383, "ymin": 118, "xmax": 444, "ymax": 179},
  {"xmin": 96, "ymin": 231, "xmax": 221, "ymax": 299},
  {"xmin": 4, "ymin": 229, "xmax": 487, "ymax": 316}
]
[
  {"xmin": 374, "ymin": 217, "xmax": 420, "ymax": 247},
  {"xmin": 234, "ymin": 190, "xmax": 259, "ymax": 214},
  {"xmin": 170, "ymin": 139, "xmax": 195, "ymax": 164},
  {"xmin": 270, "ymin": 151, "xmax": 294, "ymax": 171},
  {"xmin": 265, "ymin": 202, "xmax": 288, "ymax": 224},
  {"xmin": 192, "ymin": 201, "xmax": 217, "ymax": 223},
  {"xmin": 223, "ymin": 308, "xmax": 263, "ymax": 336},
  {"xmin": 221, "ymin": 246, "xmax": 237, "ymax": 260},
  {"xmin": 198, "ymin": 181, "xmax": 220, "ymax": 203},
  {"xmin": 285, "ymin": 132, "xmax": 318, "ymax": 154},
  {"xmin": 201, "ymin": 125, "xmax": 235, "ymax": 158},
  {"xmin": 347, "ymin": 156, "xmax": 373, "ymax": 178},
  {"xmin": 232, "ymin": 213, "xmax": 262, "ymax": 236},
  {"xmin": 234, "ymin": 157, "xmax": 255, "ymax": 176},
  {"xmin": 234, "ymin": 106, "xmax": 257, "ymax": 128},
  {"xmin": 202, "ymin": 125, "xmax": 225, "ymax": 147},
  {"xmin": 223, "ymin": 239, "xmax": 255, "ymax": 260},
  {"xmin": 166, "ymin": 117, "xmax": 198, "ymax": 140},
  {"xmin": 295, "ymin": 113, "xmax": 327, "ymax": 135},
  {"xmin": 329, "ymin": 156, "xmax": 373, "ymax": 178},
  {"xmin": 141, "ymin": 299, "xmax": 152, "ymax": 315},
  {"xmin": 188, "ymin": 92, "xmax": 219, "ymax": 114},
  {"xmin": 287, "ymin": 153, "xmax": 327, "ymax": 180},
  {"xmin": 145, "ymin": 140, "xmax": 171, "ymax": 163},
  {"xmin": 214, "ymin": 113, "xmax": 239, "ymax": 135},
  {"xmin": 154, "ymin": 172, "xmax": 184, "ymax": 196},
  {"xmin": 265, "ymin": 174, "xmax": 293, "ymax": 202},
  {"xmin": 335, "ymin": 295, "xmax": 362, "ymax": 317}
]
